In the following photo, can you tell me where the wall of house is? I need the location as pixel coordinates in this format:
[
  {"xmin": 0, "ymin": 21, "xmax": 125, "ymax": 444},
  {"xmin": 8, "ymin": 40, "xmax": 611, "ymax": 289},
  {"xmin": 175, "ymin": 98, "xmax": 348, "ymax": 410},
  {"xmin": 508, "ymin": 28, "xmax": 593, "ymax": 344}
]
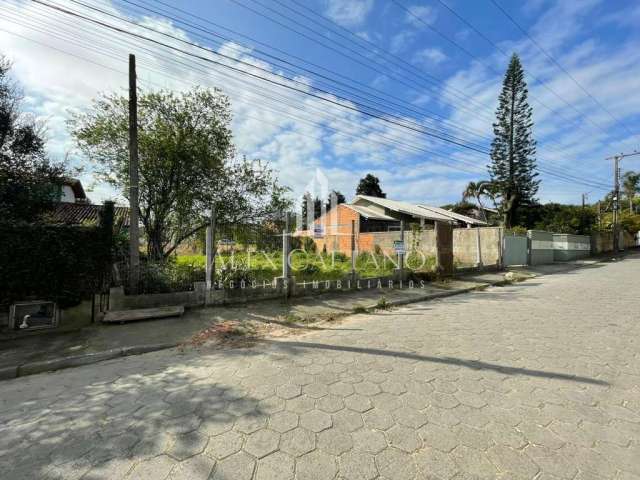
[
  {"xmin": 306, "ymin": 204, "xmax": 360, "ymax": 254},
  {"xmin": 60, "ymin": 185, "xmax": 76, "ymax": 203}
]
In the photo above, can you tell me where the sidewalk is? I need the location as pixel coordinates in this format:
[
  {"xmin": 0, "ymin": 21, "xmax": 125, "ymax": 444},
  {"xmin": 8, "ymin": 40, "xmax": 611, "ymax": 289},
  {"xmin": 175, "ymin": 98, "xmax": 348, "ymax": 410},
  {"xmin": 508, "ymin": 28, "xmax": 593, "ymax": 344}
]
[{"xmin": 0, "ymin": 255, "xmax": 623, "ymax": 379}]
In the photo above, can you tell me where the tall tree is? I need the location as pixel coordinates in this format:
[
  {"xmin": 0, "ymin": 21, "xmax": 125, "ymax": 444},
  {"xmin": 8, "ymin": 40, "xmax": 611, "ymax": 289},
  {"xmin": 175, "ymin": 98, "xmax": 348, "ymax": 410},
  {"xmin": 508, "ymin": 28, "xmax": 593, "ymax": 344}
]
[
  {"xmin": 356, "ymin": 174, "xmax": 386, "ymax": 198},
  {"xmin": 70, "ymin": 88, "xmax": 289, "ymax": 260},
  {"xmin": 489, "ymin": 54, "xmax": 539, "ymax": 228},
  {"xmin": 622, "ymin": 171, "xmax": 639, "ymax": 213},
  {"xmin": 0, "ymin": 55, "xmax": 64, "ymax": 222}
]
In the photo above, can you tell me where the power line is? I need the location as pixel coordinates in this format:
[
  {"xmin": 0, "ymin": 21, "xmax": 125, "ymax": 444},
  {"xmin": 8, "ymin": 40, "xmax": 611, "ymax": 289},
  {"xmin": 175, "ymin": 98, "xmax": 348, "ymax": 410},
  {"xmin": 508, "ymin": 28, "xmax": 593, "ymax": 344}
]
[
  {"xmin": 252, "ymin": 0, "xmax": 613, "ymax": 185},
  {"xmin": 488, "ymin": 0, "xmax": 638, "ymax": 142},
  {"xmin": 6, "ymin": 1, "xmax": 613, "ymax": 191}
]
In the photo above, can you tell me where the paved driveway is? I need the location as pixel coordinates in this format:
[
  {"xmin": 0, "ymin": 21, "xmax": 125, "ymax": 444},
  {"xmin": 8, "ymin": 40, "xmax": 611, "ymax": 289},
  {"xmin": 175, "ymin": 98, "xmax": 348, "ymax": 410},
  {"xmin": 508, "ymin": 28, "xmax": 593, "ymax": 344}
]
[{"xmin": 1, "ymin": 255, "xmax": 639, "ymax": 479}]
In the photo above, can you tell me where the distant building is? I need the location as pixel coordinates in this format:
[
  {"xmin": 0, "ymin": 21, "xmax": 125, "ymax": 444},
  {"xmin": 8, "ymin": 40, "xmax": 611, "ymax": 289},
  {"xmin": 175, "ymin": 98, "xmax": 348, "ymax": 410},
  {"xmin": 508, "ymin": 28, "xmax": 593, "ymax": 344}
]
[{"xmin": 48, "ymin": 178, "xmax": 129, "ymax": 230}]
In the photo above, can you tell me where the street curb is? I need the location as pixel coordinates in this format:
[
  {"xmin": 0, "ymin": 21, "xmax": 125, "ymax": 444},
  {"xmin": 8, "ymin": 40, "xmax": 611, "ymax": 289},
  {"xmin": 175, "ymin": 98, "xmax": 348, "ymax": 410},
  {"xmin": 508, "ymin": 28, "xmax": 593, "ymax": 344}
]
[
  {"xmin": 2, "ymin": 342, "xmax": 177, "ymax": 382},
  {"xmin": 359, "ymin": 281, "xmax": 503, "ymax": 312}
]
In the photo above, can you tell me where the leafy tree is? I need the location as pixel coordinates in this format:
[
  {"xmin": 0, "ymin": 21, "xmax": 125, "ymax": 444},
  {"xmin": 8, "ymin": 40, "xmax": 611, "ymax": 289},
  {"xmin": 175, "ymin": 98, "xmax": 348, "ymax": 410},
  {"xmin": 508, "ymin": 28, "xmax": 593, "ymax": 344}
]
[
  {"xmin": 0, "ymin": 55, "xmax": 64, "ymax": 222},
  {"xmin": 489, "ymin": 54, "xmax": 539, "ymax": 228},
  {"xmin": 70, "ymin": 87, "xmax": 289, "ymax": 260},
  {"xmin": 356, "ymin": 173, "xmax": 386, "ymax": 198},
  {"xmin": 622, "ymin": 171, "xmax": 639, "ymax": 213},
  {"xmin": 518, "ymin": 203, "xmax": 597, "ymax": 235},
  {"xmin": 300, "ymin": 192, "xmax": 322, "ymax": 228},
  {"xmin": 325, "ymin": 190, "xmax": 346, "ymax": 212}
]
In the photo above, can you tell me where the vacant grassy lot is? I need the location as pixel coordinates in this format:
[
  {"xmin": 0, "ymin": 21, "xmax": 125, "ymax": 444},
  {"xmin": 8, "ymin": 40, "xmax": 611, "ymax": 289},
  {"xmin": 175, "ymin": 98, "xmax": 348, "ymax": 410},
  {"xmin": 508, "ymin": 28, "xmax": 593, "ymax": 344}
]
[{"xmin": 176, "ymin": 250, "xmax": 436, "ymax": 282}]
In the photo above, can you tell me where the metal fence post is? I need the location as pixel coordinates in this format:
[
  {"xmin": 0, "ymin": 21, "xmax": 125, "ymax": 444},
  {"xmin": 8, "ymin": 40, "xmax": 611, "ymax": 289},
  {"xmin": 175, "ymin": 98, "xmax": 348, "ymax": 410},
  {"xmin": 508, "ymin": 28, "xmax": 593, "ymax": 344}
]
[
  {"xmin": 205, "ymin": 205, "xmax": 216, "ymax": 290},
  {"xmin": 350, "ymin": 219, "xmax": 356, "ymax": 274},
  {"xmin": 282, "ymin": 213, "xmax": 290, "ymax": 278},
  {"xmin": 398, "ymin": 219, "xmax": 405, "ymax": 273}
]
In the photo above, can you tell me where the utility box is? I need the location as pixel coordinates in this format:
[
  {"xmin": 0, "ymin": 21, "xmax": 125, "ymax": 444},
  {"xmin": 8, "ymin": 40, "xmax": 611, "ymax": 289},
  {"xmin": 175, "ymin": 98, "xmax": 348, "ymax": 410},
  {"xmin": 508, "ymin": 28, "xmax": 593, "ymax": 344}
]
[
  {"xmin": 553, "ymin": 234, "xmax": 591, "ymax": 261},
  {"xmin": 527, "ymin": 230, "xmax": 554, "ymax": 265}
]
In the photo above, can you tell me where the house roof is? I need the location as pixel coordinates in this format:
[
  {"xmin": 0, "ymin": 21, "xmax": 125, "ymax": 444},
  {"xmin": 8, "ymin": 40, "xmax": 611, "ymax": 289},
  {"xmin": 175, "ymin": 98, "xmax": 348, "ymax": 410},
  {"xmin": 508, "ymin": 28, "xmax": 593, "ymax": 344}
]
[
  {"xmin": 417, "ymin": 205, "xmax": 487, "ymax": 226},
  {"xmin": 61, "ymin": 177, "xmax": 87, "ymax": 200},
  {"xmin": 345, "ymin": 204, "xmax": 397, "ymax": 221},
  {"xmin": 49, "ymin": 202, "xmax": 130, "ymax": 228},
  {"xmin": 353, "ymin": 195, "xmax": 454, "ymax": 222}
]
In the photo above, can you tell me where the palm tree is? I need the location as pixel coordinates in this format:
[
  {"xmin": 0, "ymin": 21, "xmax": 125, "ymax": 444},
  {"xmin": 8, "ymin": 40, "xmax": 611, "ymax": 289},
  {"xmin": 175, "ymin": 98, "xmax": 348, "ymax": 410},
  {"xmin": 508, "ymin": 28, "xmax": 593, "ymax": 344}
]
[
  {"xmin": 622, "ymin": 171, "xmax": 639, "ymax": 213},
  {"xmin": 462, "ymin": 180, "xmax": 495, "ymax": 223}
]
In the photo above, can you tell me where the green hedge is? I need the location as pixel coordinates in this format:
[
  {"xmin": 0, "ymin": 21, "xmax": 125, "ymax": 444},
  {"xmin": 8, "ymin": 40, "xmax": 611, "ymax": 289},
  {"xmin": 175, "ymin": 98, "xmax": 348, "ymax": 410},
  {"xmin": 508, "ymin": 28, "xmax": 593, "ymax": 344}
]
[{"xmin": 0, "ymin": 222, "xmax": 112, "ymax": 308}]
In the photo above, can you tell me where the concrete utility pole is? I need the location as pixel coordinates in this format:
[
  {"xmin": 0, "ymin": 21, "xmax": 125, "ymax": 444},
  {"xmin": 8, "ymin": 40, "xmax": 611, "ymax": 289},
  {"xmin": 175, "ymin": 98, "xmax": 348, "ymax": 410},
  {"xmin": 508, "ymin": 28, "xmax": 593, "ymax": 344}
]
[
  {"xmin": 128, "ymin": 54, "xmax": 140, "ymax": 293},
  {"xmin": 607, "ymin": 151, "xmax": 640, "ymax": 252}
]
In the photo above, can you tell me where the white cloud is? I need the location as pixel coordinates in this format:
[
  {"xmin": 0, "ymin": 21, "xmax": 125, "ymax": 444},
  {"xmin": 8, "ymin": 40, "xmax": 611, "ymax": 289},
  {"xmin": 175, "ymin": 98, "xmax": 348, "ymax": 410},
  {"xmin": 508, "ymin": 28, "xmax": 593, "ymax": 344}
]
[
  {"xmin": 404, "ymin": 5, "xmax": 437, "ymax": 28},
  {"xmin": 413, "ymin": 47, "xmax": 447, "ymax": 66},
  {"xmin": 324, "ymin": 0, "xmax": 374, "ymax": 28}
]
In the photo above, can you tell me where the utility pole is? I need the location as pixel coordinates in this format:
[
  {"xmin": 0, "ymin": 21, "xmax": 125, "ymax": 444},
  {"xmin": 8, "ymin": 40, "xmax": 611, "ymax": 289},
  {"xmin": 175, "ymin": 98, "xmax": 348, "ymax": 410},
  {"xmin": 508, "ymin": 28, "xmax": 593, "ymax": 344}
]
[
  {"xmin": 128, "ymin": 54, "xmax": 140, "ymax": 293},
  {"xmin": 607, "ymin": 151, "xmax": 640, "ymax": 253}
]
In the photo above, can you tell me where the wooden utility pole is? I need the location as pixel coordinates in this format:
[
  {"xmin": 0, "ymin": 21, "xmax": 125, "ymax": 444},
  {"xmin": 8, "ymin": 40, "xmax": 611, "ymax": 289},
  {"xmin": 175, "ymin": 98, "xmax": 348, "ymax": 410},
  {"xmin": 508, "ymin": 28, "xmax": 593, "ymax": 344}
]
[{"xmin": 128, "ymin": 54, "xmax": 140, "ymax": 292}]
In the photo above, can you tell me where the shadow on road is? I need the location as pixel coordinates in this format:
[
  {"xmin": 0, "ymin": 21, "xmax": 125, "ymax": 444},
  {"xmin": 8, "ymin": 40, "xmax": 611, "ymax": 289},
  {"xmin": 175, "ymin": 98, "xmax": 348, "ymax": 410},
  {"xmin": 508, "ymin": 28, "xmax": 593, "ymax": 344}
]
[{"xmin": 263, "ymin": 339, "xmax": 610, "ymax": 386}]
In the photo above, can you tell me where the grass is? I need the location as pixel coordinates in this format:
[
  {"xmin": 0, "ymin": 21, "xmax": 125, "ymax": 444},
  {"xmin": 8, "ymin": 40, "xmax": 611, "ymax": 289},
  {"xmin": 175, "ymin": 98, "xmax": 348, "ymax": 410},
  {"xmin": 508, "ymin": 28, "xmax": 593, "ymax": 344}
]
[{"xmin": 175, "ymin": 250, "xmax": 434, "ymax": 282}]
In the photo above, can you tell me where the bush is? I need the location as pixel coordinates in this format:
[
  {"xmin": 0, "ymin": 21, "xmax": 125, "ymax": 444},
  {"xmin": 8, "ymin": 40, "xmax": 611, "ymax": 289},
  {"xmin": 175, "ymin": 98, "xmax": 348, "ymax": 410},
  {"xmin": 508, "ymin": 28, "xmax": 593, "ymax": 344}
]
[
  {"xmin": 217, "ymin": 264, "xmax": 254, "ymax": 289},
  {"xmin": 135, "ymin": 261, "xmax": 204, "ymax": 294},
  {"xmin": 0, "ymin": 223, "xmax": 112, "ymax": 307},
  {"xmin": 301, "ymin": 236, "xmax": 317, "ymax": 253}
]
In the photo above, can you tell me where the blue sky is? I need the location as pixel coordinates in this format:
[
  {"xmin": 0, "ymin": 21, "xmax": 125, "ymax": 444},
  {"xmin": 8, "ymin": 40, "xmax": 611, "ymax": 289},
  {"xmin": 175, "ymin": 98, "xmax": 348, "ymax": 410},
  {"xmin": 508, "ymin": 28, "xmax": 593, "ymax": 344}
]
[{"xmin": 1, "ymin": 0, "xmax": 640, "ymax": 207}]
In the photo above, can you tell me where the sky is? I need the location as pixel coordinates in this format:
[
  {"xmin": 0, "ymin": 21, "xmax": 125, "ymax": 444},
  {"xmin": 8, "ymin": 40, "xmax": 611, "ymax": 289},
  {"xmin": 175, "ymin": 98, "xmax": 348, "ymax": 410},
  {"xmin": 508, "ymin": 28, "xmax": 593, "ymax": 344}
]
[{"xmin": 1, "ymin": 0, "xmax": 640, "ymax": 208}]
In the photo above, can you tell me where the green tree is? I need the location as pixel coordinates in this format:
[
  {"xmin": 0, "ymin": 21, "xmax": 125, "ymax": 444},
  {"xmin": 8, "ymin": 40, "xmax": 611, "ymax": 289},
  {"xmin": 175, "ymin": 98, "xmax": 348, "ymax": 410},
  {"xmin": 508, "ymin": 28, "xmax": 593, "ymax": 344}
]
[
  {"xmin": 70, "ymin": 87, "xmax": 289, "ymax": 260},
  {"xmin": 461, "ymin": 180, "xmax": 496, "ymax": 223},
  {"xmin": 489, "ymin": 53, "xmax": 539, "ymax": 228},
  {"xmin": 0, "ymin": 55, "xmax": 64, "ymax": 222},
  {"xmin": 325, "ymin": 190, "xmax": 346, "ymax": 212},
  {"xmin": 356, "ymin": 173, "xmax": 386, "ymax": 198},
  {"xmin": 622, "ymin": 171, "xmax": 639, "ymax": 213}
]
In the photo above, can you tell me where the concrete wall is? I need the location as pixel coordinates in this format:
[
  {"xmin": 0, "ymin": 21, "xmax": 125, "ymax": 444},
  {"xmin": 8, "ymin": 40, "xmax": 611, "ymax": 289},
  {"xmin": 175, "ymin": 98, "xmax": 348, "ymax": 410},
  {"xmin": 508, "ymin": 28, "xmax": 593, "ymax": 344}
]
[
  {"xmin": 553, "ymin": 234, "xmax": 591, "ymax": 261},
  {"xmin": 528, "ymin": 230, "xmax": 554, "ymax": 265},
  {"xmin": 453, "ymin": 227, "xmax": 501, "ymax": 266},
  {"xmin": 360, "ymin": 231, "xmax": 433, "ymax": 256}
]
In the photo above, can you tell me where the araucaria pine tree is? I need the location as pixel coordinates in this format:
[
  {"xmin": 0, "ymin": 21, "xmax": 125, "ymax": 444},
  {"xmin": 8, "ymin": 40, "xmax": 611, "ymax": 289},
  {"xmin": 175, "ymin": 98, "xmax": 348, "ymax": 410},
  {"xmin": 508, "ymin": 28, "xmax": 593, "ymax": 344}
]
[{"xmin": 489, "ymin": 53, "xmax": 539, "ymax": 228}]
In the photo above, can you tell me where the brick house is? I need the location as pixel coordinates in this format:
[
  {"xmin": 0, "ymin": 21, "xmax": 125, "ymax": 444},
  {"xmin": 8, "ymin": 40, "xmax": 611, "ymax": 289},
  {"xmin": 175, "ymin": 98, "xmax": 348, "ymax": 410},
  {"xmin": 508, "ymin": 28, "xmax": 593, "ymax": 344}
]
[{"xmin": 298, "ymin": 195, "xmax": 485, "ymax": 254}]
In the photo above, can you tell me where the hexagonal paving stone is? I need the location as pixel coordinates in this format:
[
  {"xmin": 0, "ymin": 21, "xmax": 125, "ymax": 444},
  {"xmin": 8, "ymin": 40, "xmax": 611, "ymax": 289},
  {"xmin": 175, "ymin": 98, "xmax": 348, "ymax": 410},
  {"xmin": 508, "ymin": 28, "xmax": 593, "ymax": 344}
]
[
  {"xmin": 286, "ymin": 395, "xmax": 316, "ymax": 414},
  {"xmin": 487, "ymin": 445, "xmax": 540, "ymax": 479},
  {"xmin": 211, "ymin": 451, "xmax": 255, "ymax": 480},
  {"xmin": 244, "ymin": 429, "xmax": 280, "ymax": 459},
  {"xmin": 414, "ymin": 447, "xmax": 459, "ymax": 480},
  {"xmin": 351, "ymin": 428, "xmax": 387, "ymax": 454},
  {"xmin": 354, "ymin": 382, "xmax": 382, "ymax": 397},
  {"xmin": 431, "ymin": 392, "xmax": 460, "ymax": 409},
  {"xmin": 418, "ymin": 422, "xmax": 459, "ymax": 453},
  {"xmin": 380, "ymin": 381, "xmax": 407, "ymax": 395},
  {"xmin": 385, "ymin": 424, "xmax": 422, "ymax": 453},
  {"xmin": 258, "ymin": 396, "xmax": 286, "ymax": 415},
  {"xmin": 268, "ymin": 411, "xmax": 298, "ymax": 433},
  {"xmin": 128, "ymin": 455, "xmax": 177, "ymax": 480},
  {"xmin": 169, "ymin": 454, "xmax": 216, "ymax": 480},
  {"xmin": 277, "ymin": 384, "xmax": 302, "ymax": 400},
  {"xmin": 303, "ymin": 383, "xmax": 328, "ymax": 399},
  {"xmin": 205, "ymin": 430, "xmax": 243, "ymax": 460},
  {"xmin": 451, "ymin": 445, "xmax": 499, "ymax": 478},
  {"xmin": 234, "ymin": 414, "xmax": 268, "ymax": 434},
  {"xmin": 317, "ymin": 428, "xmax": 354, "ymax": 456},
  {"xmin": 296, "ymin": 450, "xmax": 337, "ymax": 480},
  {"xmin": 345, "ymin": 394, "xmax": 373, "ymax": 413},
  {"xmin": 300, "ymin": 410, "xmax": 332, "ymax": 433},
  {"xmin": 339, "ymin": 452, "xmax": 378, "ymax": 480},
  {"xmin": 329, "ymin": 382, "xmax": 355, "ymax": 397},
  {"xmin": 362, "ymin": 409, "xmax": 395, "ymax": 431},
  {"xmin": 317, "ymin": 395, "xmax": 345, "ymax": 414},
  {"xmin": 392, "ymin": 406, "xmax": 428, "ymax": 429},
  {"xmin": 255, "ymin": 451, "xmax": 295, "ymax": 480},
  {"xmin": 375, "ymin": 447, "xmax": 417, "ymax": 480},
  {"xmin": 332, "ymin": 409, "xmax": 364, "ymax": 432},
  {"xmin": 370, "ymin": 393, "xmax": 403, "ymax": 412},
  {"xmin": 280, "ymin": 427, "xmax": 316, "ymax": 457},
  {"xmin": 167, "ymin": 431, "xmax": 208, "ymax": 460}
]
